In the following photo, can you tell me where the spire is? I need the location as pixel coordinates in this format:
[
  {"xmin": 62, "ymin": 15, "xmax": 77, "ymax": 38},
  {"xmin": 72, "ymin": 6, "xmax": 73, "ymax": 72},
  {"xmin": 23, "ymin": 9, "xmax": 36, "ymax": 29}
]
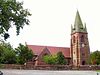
[
  {"xmin": 74, "ymin": 10, "xmax": 83, "ymax": 31},
  {"xmin": 71, "ymin": 10, "xmax": 87, "ymax": 33}
]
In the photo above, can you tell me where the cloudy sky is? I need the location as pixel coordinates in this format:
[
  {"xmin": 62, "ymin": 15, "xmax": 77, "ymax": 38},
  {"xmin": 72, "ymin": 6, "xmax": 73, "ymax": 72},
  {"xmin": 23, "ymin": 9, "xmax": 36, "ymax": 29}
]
[{"xmin": 7, "ymin": 0, "xmax": 100, "ymax": 52}]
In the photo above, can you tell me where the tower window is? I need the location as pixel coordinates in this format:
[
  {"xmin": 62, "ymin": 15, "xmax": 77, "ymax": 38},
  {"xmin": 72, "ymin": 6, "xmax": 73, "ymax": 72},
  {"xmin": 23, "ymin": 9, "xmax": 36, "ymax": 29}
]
[
  {"xmin": 73, "ymin": 36, "xmax": 75, "ymax": 43},
  {"xmin": 82, "ymin": 53, "xmax": 85, "ymax": 56},
  {"xmin": 81, "ymin": 35, "xmax": 84, "ymax": 42}
]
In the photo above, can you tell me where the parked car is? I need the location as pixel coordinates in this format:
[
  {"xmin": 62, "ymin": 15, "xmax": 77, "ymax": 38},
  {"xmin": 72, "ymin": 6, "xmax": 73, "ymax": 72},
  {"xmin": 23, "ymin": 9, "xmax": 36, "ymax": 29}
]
[{"xmin": 0, "ymin": 71, "xmax": 3, "ymax": 75}]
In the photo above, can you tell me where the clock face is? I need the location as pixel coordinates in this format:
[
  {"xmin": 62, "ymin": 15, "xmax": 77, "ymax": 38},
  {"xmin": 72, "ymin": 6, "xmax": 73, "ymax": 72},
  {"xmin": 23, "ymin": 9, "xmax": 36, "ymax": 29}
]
[{"xmin": 81, "ymin": 43, "xmax": 85, "ymax": 47}]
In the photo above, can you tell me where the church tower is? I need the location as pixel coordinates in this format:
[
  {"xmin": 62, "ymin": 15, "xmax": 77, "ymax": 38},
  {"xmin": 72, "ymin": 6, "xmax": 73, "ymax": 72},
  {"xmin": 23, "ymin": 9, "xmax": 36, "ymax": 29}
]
[{"xmin": 71, "ymin": 11, "xmax": 90, "ymax": 66}]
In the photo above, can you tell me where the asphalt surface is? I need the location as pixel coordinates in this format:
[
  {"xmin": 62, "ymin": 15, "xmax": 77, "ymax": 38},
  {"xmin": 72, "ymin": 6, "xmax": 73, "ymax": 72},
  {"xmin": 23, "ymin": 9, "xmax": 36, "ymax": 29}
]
[{"xmin": 0, "ymin": 69, "xmax": 99, "ymax": 75}]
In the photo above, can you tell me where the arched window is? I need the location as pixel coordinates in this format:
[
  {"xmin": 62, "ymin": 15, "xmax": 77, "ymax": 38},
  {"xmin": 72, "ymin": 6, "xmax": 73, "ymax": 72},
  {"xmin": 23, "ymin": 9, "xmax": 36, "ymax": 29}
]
[
  {"xmin": 81, "ymin": 35, "xmax": 84, "ymax": 42},
  {"xmin": 73, "ymin": 36, "xmax": 75, "ymax": 43}
]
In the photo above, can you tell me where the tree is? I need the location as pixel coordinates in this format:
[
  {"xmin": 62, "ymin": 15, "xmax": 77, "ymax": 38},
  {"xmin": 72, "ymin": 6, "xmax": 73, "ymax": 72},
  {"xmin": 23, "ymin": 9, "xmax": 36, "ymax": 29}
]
[
  {"xmin": 56, "ymin": 52, "xmax": 67, "ymax": 65},
  {"xmin": 0, "ymin": 41, "xmax": 16, "ymax": 64},
  {"xmin": 43, "ymin": 52, "xmax": 67, "ymax": 65},
  {"xmin": 0, "ymin": 0, "xmax": 31, "ymax": 40},
  {"xmin": 15, "ymin": 43, "xmax": 33, "ymax": 64},
  {"xmin": 43, "ymin": 55, "xmax": 57, "ymax": 65},
  {"xmin": 90, "ymin": 50, "xmax": 100, "ymax": 65}
]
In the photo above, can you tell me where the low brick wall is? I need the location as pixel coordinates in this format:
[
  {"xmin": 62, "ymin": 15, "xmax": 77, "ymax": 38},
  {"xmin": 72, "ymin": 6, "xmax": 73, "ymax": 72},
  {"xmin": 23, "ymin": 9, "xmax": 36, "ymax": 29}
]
[
  {"xmin": 0, "ymin": 64, "xmax": 24, "ymax": 69},
  {"xmin": 0, "ymin": 64, "xmax": 100, "ymax": 70},
  {"xmin": 78, "ymin": 65, "xmax": 100, "ymax": 70},
  {"xmin": 32, "ymin": 65, "xmax": 72, "ymax": 70}
]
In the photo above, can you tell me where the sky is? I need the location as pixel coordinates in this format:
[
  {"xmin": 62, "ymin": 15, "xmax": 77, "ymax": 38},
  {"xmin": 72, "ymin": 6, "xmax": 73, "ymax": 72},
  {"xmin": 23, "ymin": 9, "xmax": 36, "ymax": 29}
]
[{"xmin": 7, "ymin": 0, "xmax": 100, "ymax": 52}]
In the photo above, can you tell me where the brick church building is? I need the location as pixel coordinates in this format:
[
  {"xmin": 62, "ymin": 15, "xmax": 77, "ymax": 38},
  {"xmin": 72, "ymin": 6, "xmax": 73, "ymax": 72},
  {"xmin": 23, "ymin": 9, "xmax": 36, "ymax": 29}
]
[{"xmin": 27, "ymin": 11, "xmax": 90, "ymax": 66}]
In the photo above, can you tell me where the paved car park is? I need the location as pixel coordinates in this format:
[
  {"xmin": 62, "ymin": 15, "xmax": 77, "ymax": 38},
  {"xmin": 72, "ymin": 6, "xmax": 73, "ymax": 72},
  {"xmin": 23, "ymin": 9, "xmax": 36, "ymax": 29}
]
[{"xmin": 0, "ymin": 69, "xmax": 99, "ymax": 75}]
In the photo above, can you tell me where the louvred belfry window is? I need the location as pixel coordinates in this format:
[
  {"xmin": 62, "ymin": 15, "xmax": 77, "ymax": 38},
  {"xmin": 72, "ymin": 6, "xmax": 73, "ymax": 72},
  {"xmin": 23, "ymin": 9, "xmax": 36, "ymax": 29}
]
[
  {"xmin": 73, "ymin": 36, "xmax": 75, "ymax": 43},
  {"xmin": 81, "ymin": 35, "xmax": 84, "ymax": 42}
]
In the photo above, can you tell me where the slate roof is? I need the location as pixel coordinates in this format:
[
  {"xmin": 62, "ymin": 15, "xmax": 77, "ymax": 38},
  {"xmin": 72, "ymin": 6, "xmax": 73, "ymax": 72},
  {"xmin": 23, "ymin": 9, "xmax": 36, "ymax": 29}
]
[{"xmin": 27, "ymin": 45, "xmax": 71, "ymax": 58}]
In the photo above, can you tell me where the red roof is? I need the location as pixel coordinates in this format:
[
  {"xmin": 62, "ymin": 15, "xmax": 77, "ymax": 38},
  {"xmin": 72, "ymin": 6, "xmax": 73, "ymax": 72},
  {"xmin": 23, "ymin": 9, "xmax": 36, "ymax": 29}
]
[{"xmin": 27, "ymin": 45, "xmax": 70, "ymax": 58}]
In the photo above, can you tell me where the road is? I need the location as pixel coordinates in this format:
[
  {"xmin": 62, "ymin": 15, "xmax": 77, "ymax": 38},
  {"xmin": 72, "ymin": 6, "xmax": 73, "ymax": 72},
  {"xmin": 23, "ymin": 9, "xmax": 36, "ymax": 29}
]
[{"xmin": 0, "ymin": 69, "xmax": 99, "ymax": 75}]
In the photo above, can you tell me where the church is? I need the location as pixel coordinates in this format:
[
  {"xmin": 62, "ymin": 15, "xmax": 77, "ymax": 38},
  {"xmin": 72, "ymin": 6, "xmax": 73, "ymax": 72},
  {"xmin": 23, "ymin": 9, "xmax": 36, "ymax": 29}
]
[{"xmin": 27, "ymin": 11, "xmax": 90, "ymax": 66}]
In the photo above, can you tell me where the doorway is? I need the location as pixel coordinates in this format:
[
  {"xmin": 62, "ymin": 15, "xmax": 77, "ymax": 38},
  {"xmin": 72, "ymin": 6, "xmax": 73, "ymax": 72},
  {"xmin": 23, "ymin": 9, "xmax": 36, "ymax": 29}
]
[{"xmin": 82, "ymin": 61, "xmax": 85, "ymax": 65}]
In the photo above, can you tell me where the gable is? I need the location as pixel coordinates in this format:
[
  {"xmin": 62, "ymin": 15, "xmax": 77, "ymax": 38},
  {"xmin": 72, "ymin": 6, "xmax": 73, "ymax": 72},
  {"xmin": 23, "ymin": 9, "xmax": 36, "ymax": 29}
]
[
  {"xmin": 27, "ymin": 45, "xmax": 45, "ymax": 55},
  {"xmin": 38, "ymin": 47, "xmax": 51, "ymax": 59}
]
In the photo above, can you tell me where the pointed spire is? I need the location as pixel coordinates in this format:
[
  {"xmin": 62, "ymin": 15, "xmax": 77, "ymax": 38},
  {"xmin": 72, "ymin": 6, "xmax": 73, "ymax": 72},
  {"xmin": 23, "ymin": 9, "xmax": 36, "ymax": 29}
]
[
  {"xmin": 74, "ymin": 10, "xmax": 83, "ymax": 31},
  {"xmin": 71, "ymin": 10, "xmax": 88, "ymax": 34}
]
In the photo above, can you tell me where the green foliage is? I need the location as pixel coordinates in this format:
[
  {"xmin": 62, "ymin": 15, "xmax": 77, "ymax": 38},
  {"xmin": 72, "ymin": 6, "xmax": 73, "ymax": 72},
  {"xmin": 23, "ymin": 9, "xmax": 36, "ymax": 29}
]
[
  {"xmin": 15, "ymin": 43, "xmax": 33, "ymax": 64},
  {"xmin": 43, "ymin": 55, "xmax": 57, "ymax": 65},
  {"xmin": 0, "ymin": 0, "xmax": 31, "ymax": 40},
  {"xmin": 0, "ymin": 41, "xmax": 34, "ymax": 64},
  {"xmin": 56, "ymin": 52, "xmax": 67, "ymax": 65},
  {"xmin": 90, "ymin": 50, "xmax": 100, "ymax": 65},
  {"xmin": 43, "ymin": 52, "xmax": 67, "ymax": 65},
  {"xmin": 0, "ymin": 41, "xmax": 16, "ymax": 64}
]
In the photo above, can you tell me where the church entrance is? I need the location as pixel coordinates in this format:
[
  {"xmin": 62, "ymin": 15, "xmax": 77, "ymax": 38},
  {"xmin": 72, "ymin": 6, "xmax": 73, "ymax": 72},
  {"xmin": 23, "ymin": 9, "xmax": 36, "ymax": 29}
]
[{"xmin": 82, "ymin": 61, "xmax": 85, "ymax": 65}]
